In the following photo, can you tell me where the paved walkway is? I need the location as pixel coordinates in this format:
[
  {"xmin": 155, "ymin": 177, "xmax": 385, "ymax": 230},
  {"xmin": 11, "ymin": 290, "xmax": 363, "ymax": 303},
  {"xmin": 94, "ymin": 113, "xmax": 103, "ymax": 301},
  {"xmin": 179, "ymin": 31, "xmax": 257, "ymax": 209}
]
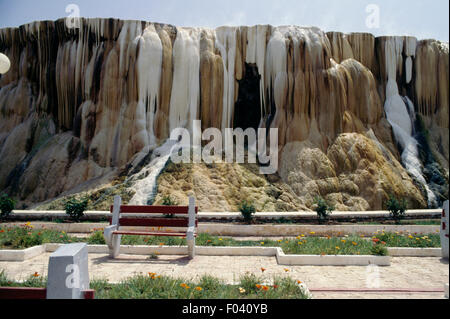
[{"xmin": 0, "ymin": 254, "xmax": 448, "ymax": 299}]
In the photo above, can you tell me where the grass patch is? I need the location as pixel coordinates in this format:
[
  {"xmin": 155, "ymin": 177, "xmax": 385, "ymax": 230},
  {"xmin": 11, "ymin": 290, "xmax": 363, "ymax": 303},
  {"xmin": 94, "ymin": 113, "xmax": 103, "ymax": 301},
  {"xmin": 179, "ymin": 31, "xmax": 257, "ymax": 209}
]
[
  {"xmin": 0, "ymin": 270, "xmax": 47, "ymax": 288},
  {"xmin": 0, "ymin": 223, "xmax": 81, "ymax": 249},
  {"xmin": 373, "ymin": 231, "xmax": 440, "ymax": 248},
  {"xmin": 0, "ymin": 271, "xmax": 310, "ymax": 299}
]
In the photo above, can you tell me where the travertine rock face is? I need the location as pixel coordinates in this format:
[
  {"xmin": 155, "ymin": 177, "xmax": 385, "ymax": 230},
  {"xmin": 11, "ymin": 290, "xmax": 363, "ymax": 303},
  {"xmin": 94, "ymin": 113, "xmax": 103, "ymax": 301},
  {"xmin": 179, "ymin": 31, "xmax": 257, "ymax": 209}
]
[{"xmin": 0, "ymin": 18, "xmax": 448, "ymax": 209}]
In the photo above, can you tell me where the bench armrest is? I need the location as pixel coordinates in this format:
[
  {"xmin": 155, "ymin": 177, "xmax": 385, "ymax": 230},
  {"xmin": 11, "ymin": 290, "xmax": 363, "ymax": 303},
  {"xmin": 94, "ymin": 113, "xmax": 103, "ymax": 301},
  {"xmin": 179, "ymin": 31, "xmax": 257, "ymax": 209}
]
[
  {"xmin": 186, "ymin": 226, "xmax": 196, "ymax": 240},
  {"xmin": 104, "ymin": 225, "xmax": 118, "ymax": 247}
]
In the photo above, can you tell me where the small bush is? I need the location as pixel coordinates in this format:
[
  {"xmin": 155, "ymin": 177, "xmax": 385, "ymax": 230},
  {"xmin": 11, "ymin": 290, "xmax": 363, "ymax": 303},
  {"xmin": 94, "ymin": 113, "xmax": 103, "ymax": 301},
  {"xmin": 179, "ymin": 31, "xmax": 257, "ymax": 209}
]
[
  {"xmin": 161, "ymin": 195, "xmax": 178, "ymax": 206},
  {"xmin": 0, "ymin": 193, "xmax": 15, "ymax": 220},
  {"xmin": 87, "ymin": 230, "xmax": 106, "ymax": 245},
  {"xmin": 239, "ymin": 200, "xmax": 256, "ymax": 223},
  {"xmin": 313, "ymin": 196, "xmax": 334, "ymax": 224},
  {"xmin": 64, "ymin": 197, "xmax": 88, "ymax": 222},
  {"xmin": 161, "ymin": 195, "xmax": 178, "ymax": 218},
  {"xmin": 385, "ymin": 195, "xmax": 407, "ymax": 225},
  {"xmin": 370, "ymin": 244, "xmax": 388, "ymax": 256}
]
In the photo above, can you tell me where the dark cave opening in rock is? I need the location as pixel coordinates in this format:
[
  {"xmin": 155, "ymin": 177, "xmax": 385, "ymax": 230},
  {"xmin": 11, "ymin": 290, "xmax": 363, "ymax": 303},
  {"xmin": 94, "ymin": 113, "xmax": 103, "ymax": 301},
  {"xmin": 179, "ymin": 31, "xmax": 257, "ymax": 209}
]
[{"xmin": 233, "ymin": 63, "xmax": 262, "ymax": 131}]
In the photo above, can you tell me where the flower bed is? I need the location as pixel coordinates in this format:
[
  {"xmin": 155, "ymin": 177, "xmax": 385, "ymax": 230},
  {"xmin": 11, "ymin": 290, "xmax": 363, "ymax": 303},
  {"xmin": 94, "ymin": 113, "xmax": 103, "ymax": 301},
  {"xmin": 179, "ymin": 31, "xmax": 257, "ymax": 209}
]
[
  {"xmin": 0, "ymin": 270, "xmax": 311, "ymax": 299},
  {"xmin": 0, "ymin": 224, "xmax": 441, "ymax": 256}
]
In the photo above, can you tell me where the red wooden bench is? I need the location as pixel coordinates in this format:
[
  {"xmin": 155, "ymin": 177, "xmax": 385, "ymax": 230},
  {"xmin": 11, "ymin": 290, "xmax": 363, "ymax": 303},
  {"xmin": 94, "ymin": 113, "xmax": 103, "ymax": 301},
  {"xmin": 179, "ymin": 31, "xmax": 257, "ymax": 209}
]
[
  {"xmin": 0, "ymin": 287, "xmax": 95, "ymax": 299},
  {"xmin": 104, "ymin": 196, "xmax": 198, "ymax": 259}
]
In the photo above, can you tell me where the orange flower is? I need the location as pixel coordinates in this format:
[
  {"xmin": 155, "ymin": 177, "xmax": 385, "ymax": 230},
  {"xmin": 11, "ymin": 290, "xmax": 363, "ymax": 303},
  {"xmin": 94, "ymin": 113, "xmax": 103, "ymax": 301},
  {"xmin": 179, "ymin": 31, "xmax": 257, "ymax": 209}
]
[
  {"xmin": 262, "ymin": 286, "xmax": 269, "ymax": 291},
  {"xmin": 320, "ymin": 252, "xmax": 326, "ymax": 256},
  {"xmin": 255, "ymin": 284, "xmax": 262, "ymax": 289},
  {"xmin": 0, "ymin": 230, "xmax": 4, "ymax": 233},
  {"xmin": 352, "ymin": 242, "xmax": 357, "ymax": 246},
  {"xmin": 381, "ymin": 241, "xmax": 386, "ymax": 245},
  {"xmin": 33, "ymin": 272, "xmax": 39, "ymax": 277},
  {"xmin": 297, "ymin": 280, "xmax": 302, "ymax": 284},
  {"xmin": 273, "ymin": 285, "xmax": 279, "ymax": 289},
  {"xmin": 284, "ymin": 268, "xmax": 289, "ymax": 272},
  {"xmin": 261, "ymin": 267, "xmax": 266, "ymax": 273},
  {"xmin": 195, "ymin": 287, "xmax": 202, "ymax": 291},
  {"xmin": 180, "ymin": 283, "xmax": 190, "ymax": 289},
  {"xmin": 159, "ymin": 243, "xmax": 164, "ymax": 246}
]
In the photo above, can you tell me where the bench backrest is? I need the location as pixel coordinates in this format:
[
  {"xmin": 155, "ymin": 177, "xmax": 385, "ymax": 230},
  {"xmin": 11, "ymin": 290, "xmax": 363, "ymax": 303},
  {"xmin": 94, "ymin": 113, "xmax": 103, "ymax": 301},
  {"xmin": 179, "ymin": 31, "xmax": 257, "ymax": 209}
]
[{"xmin": 109, "ymin": 196, "xmax": 198, "ymax": 230}]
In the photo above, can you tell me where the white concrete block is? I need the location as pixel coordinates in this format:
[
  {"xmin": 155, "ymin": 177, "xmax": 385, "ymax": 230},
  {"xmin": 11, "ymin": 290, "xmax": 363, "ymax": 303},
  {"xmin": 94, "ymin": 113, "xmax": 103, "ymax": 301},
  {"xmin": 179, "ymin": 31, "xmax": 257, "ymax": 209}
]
[{"xmin": 46, "ymin": 243, "xmax": 90, "ymax": 299}]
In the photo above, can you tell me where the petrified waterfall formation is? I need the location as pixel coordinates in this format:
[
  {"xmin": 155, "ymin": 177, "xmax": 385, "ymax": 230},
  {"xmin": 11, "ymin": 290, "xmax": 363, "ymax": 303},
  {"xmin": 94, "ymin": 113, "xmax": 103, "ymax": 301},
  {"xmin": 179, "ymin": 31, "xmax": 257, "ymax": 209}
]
[{"xmin": 0, "ymin": 18, "xmax": 448, "ymax": 210}]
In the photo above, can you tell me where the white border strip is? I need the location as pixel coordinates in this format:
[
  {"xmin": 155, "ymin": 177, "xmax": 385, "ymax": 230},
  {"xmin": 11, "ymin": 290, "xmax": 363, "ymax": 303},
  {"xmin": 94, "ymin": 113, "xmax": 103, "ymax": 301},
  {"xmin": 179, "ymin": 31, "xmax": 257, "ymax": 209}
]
[{"xmin": 0, "ymin": 245, "xmax": 440, "ymax": 264}]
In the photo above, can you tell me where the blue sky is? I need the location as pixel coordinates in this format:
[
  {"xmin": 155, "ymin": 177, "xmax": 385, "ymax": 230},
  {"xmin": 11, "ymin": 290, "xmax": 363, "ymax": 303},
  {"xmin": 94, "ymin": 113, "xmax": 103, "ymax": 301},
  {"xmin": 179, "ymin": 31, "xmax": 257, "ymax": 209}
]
[{"xmin": 0, "ymin": 0, "xmax": 448, "ymax": 41}]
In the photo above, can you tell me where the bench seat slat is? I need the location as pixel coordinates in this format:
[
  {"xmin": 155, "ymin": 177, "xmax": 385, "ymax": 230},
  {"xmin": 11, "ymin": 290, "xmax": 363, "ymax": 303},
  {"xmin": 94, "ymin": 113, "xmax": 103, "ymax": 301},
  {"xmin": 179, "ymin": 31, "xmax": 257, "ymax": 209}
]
[
  {"xmin": 110, "ymin": 205, "xmax": 198, "ymax": 214},
  {"xmin": 109, "ymin": 218, "xmax": 198, "ymax": 227},
  {"xmin": 118, "ymin": 218, "xmax": 195, "ymax": 227},
  {"xmin": 112, "ymin": 231, "xmax": 197, "ymax": 237}
]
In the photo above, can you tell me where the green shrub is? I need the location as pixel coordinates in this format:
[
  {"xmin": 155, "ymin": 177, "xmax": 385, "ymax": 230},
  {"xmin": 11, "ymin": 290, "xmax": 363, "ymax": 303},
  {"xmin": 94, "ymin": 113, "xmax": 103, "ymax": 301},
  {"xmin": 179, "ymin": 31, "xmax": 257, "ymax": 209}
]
[
  {"xmin": 161, "ymin": 195, "xmax": 178, "ymax": 218},
  {"xmin": 161, "ymin": 195, "xmax": 178, "ymax": 206},
  {"xmin": 370, "ymin": 243, "xmax": 388, "ymax": 256},
  {"xmin": 87, "ymin": 230, "xmax": 106, "ymax": 245},
  {"xmin": 385, "ymin": 195, "xmax": 407, "ymax": 225},
  {"xmin": 239, "ymin": 200, "xmax": 256, "ymax": 223},
  {"xmin": 0, "ymin": 193, "xmax": 15, "ymax": 220},
  {"xmin": 313, "ymin": 196, "xmax": 334, "ymax": 224},
  {"xmin": 64, "ymin": 197, "xmax": 88, "ymax": 222}
]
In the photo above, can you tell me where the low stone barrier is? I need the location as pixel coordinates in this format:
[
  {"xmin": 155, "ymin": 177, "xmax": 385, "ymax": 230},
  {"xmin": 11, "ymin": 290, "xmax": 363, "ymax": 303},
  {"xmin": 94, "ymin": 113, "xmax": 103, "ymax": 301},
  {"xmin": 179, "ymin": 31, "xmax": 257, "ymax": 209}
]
[{"xmin": 0, "ymin": 243, "xmax": 393, "ymax": 266}]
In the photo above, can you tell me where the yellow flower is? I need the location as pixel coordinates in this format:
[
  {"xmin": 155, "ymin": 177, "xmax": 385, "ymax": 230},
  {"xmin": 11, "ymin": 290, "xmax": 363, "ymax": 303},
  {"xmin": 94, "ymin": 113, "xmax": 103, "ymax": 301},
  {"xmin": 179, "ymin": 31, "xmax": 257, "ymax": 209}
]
[
  {"xmin": 239, "ymin": 287, "xmax": 246, "ymax": 294},
  {"xmin": 352, "ymin": 242, "xmax": 357, "ymax": 246},
  {"xmin": 284, "ymin": 268, "xmax": 290, "ymax": 272},
  {"xmin": 277, "ymin": 239, "xmax": 282, "ymax": 243},
  {"xmin": 301, "ymin": 234, "xmax": 305, "ymax": 237},
  {"xmin": 408, "ymin": 235, "xmax": 414, "ymax": 239},
  {"xmin": 335, "ymin": 246, "xmax": 340, "ymax": 250},
  {"xmin": 219, "ymin": 238, "xmax": 223, "ymax": 241},
  {"xmin": 341, "ymin": 240, "xmax": 346, "ymax": 243},
  {"xmin": 298, "ymin": 242, "xmax": 303, "ymax": 245},
  {"xmin": 310, "ymin": 232, "xmax": 315, "ymax": 235},
  {"xmin": 260, "ymin": 242, "xmax": 264, "ymax": 245}
]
